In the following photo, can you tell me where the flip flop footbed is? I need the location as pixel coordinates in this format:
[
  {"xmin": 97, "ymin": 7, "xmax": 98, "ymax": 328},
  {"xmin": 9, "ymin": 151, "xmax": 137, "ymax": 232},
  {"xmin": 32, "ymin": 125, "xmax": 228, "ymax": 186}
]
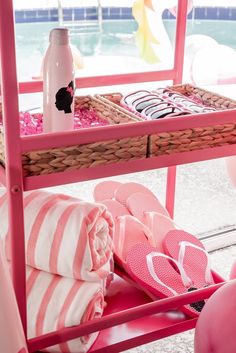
[
  {"xmin": 126, "ymin": 194, "xmax": 173, "ymax": 250},
  {"xmin": 101, "ymin": 200, "xmax": 150, "ymax": 268},
  {"xmin": 126, "ymin": 243, "xmax": 203, "ymax": 317},
  {"xmin": 93, "ymin": 181, "xmax": 122, "ymax": 201},
  {"xmin": 114, "ymin": 215, "xmax": 151, "ymax": 264},
  {"xmin": 101, "ymin": 199, "xmax": 130, "ymax": 218},
  {"xmin": 114, "ymin": 182, "xmax": 156, "ymax": 207},
  {"xmin": 126, "ymin": 193, "xmax": 169, "ymax": 221},
  {"xmin": 163, "ymin": 230, "xmax": 214, "ymax": 289},
  {"xmin": 144, "ymin": 212, "xmax": 178, "ymax": 251}
]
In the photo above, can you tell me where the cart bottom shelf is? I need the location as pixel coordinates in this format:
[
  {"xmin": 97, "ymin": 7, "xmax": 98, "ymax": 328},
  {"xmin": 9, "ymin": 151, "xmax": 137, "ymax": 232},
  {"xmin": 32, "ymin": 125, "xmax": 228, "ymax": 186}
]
[{"xmin": 90, "ymin": 274, "xmax": 197, "ymax": 353}]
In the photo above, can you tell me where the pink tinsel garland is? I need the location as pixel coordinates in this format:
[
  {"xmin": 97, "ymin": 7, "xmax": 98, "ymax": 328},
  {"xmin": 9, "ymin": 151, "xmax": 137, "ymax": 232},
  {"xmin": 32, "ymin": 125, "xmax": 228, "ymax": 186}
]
[{"xmin": 0, "ymin": 107, "xmax": 110, "ymax": 135}]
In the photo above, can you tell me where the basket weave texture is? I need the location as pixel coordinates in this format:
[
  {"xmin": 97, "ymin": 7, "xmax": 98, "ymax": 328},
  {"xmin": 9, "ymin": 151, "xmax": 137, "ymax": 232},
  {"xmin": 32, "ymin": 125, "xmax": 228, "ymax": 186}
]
[
  {"xmin": 0, "ymin": 96, "xmax": 147, "ymax": 176},
  {"xmin": 150, "ymin": 84, "xmax": 236, "ymax": 156},
  {"xmin": 97, "ymin": 84, "xmax": 236, "ymax": 157}
]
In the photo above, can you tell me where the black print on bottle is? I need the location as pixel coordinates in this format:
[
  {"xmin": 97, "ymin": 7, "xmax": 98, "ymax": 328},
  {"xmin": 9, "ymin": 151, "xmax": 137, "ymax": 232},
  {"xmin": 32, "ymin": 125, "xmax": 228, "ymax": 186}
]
[{"xmin": 55, "ymin": 81, "xmax": 74, "ymax": 114}]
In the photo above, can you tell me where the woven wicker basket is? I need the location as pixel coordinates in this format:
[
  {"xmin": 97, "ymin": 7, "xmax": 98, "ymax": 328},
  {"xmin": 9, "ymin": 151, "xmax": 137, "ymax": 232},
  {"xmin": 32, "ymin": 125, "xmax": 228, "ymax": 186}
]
[
  {"xmin": 150, "ymin": 84, "xmax": 236, "ymax": 156},
  {"xmin": 97, "ymin": 84, "xmax": 236, "ymax": 157},
  {"xmin": 0, "ymin": 96, "xmax": 148, "ymax": 176}
]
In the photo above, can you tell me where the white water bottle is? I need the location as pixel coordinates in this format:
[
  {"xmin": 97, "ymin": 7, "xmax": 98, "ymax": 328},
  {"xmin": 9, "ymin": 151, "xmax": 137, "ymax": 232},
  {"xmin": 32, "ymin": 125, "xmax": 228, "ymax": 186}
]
[{"xmin": 43, "ymin": 28, "xmax": 75, "ymax": 133}]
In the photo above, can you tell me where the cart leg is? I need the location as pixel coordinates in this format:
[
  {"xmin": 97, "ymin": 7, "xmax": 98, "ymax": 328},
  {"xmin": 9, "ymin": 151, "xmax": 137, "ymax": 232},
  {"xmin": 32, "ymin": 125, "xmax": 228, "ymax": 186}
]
[
  {"xmin": 0, "ymin": 240, "xmax": 28, "ymax": 353},
  {"xmin": 0, "ymin": 0, "xmax": 27, "ymax": 335},
  {"xmin": 165, "ymin": 166, "xmax": 177, "ymax": 218},
  {"xmin": 6, "ymin": 186, "xmax": 27, "ymax": 334}
]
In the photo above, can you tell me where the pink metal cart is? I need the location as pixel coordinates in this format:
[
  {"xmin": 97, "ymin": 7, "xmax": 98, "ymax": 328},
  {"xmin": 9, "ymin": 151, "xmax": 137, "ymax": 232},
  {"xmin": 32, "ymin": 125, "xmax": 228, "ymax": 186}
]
[{"xmin": 0, "ymin": 0, "xmax": 235, "ymax": 352}]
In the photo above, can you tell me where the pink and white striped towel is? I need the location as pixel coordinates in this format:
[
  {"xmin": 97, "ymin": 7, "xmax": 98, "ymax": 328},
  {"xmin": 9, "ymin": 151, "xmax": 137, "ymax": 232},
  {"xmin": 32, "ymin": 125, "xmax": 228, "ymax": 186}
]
[
  {"xmin": 26, "ymin": 265, "xmax": 104, "ymax": 353},
  {"xmin": 0, "ymin": 189, "xmax": 114, "ymax": 281}
]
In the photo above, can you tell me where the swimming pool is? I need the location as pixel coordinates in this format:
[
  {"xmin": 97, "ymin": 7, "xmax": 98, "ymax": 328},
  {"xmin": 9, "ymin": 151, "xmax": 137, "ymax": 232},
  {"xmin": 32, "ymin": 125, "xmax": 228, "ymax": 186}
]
[{"xmin": 15, "ymin": 19, "xmax": 236, "ymax": 81}]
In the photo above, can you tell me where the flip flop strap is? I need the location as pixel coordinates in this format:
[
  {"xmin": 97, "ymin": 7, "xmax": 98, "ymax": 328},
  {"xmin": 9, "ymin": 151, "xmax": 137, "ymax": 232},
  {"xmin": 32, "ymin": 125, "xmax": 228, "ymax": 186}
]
[
  {"xmin": 178, "ymin": 241, "xmax": 212, "ymax": 285},
  {"xmin": 146, "ymin": 252, "xmax": 193, "ymax": 295},
  {"xmin": 143, "ymin": 211, "xmax": 180, "ymax": 230},
  {"xmin": 117, "ymin": 215, "xmax": 153, "ymax": 258}
]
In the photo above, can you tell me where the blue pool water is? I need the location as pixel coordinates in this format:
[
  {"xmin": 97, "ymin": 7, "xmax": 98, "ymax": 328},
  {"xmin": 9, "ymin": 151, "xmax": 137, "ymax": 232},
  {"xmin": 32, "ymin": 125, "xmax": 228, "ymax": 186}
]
[{"xmin": 15, "ymin": 19, "xmax": 236, "ymax": 81}]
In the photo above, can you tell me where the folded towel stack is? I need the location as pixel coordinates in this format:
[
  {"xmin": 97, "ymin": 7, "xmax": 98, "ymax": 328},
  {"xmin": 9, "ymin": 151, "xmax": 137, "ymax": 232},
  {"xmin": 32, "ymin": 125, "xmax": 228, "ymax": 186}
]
[
  {"xmin": 26, "ymin": 266, "xmax": 104, "ymax": 353},
  {"xmin": 0, "ymin": 189, "xmax": 114, "ymax": 353}
]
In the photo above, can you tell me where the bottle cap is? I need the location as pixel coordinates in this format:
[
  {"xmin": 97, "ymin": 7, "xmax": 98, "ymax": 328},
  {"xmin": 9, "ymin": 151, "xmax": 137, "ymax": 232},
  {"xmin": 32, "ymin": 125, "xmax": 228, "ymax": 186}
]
[{"xmin": 49, "ymin": 28, "xmax": 69, "ymax": 45}]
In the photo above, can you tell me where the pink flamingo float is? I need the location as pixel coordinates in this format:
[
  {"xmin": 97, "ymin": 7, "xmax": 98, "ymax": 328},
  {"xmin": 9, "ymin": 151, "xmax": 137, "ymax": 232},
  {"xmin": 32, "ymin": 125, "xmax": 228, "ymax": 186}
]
[{"xmin": 133, "ymin": 0, "xmax": 236, "ymax": 85}]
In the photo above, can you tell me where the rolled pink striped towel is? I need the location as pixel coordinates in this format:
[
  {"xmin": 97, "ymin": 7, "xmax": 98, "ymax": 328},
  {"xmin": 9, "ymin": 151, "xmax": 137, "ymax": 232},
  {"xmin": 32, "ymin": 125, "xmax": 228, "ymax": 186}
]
[
  {"xmin": 0, "ymin": 189, "xmax": 114, "ymax": 281},
  {"xmin": 26, "ymin": 265, "xmax": 104, "ymax": 353}
]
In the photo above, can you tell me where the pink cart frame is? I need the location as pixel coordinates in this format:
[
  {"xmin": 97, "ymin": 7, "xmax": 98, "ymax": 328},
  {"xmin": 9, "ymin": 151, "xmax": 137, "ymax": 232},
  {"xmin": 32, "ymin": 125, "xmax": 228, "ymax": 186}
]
[{"xmin": 0, "ymin": 1, "xmax": 235, "ymax": 352}]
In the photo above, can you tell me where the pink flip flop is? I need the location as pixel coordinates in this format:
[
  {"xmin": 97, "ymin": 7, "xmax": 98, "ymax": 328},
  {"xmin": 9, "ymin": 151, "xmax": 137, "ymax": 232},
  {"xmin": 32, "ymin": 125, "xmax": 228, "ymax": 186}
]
[
  {"xmin": 115, "ymin": 183, "xmax": 170, "ymax": 220},
  {"xmin": 142, "ymin": 212, "xmax": 178, "ymax": 252},
  {"xmin": 126, "ymin": 193, "xmax": 174, "ymax": 251},
  {"xmin": 114, "ymin": 182, "xmax": 156, "ymax": 207},
  {"xmin": 101, "ymin": 199, "xmax": 152, "ymax": 268},
  {"xmin": 94, "ymin": 180, "xmax": 174, "ymax": 254},
  {"xmin": 126, "ymin": 192, "xmax": 169, "ymax": 221},
  {"xmin": 101, "ymin": 198, "xmax": 130, "ymax": 218},
  {"xmin": 115, "ymin": 215, "xmax": 153, "ymax": 267},
  {"xmin": 94, "ymin": 181, "xmax": 167, "ymax": 219},
  {"xmin": 93, "ymin": 181, "xmax": 122, "ymax": 201},
  {"xmin": 163, "ymin": 230, "xmax": 215, "ymax": 289},
  {"xmin": 126, "ymin": 243, "xmax": 206, "ymax": 317}
]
